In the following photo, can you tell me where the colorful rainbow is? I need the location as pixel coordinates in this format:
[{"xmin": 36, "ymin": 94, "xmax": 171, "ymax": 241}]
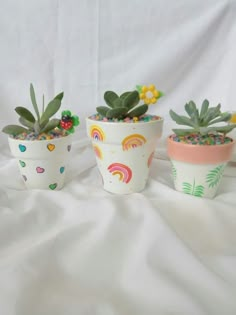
[
  {"xmin": 122, "ymin": 133, "xmax": 146, "ymax": 151},
  {"xmin": 107, "ymin": 163, "xmax": 132, "ymax": 184},
  {"xmin": 90, "ymin": 125, "xmax": 105, "ymax": 141},
  {"xmin": 93, "ymin": 144, "xmax": 103, "ymax": 160}
]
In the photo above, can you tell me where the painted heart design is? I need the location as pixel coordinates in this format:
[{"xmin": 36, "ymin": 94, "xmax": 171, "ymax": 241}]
[
  {"xmin": 19, "ymin": 144, "xmax": 26, "ymax": 152},
  {"xmin": 22, "ymin": 175, "xmax": 27, "ymax": 181},
  {"xmin": 36, "ymin": 167, "xmax": 45, "ymax": 173},
  {"xmin": 49, "ymin": 183, "xmax": 57, "ymax": 190},
  {"xmin": 47, "ymin": 144, "xmax": 55, "ymax": 151},
  {"xmin": 67, "ymin": 145, "xmax": 71, "ymax": 152},
  {"xmin": 19, "ymin": 160, "xmax": 26, "ymax": 167},
  {"xmin": 60, "ymin": 166, "xmax": 65, "ymax": 174}
]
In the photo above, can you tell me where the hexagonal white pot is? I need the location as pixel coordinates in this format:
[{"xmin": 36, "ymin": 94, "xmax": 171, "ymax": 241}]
[
  {"xmin": 86, "ymin": 117, "xmax": 164, "ymax": 194},
  {"xmin": 167, "ymin": 135, "xmax": 235, "ymax": 198},
  {"xmin": 8, "ymin": 134, "xmax": 72, "ymax": 190}
]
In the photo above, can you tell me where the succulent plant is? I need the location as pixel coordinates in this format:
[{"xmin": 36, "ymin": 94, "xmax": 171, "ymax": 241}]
[
  {"xmin": 170, "ymin": 100, "xmax": 236, "ymax": 136},
  {"xmin": 2, "ymin": 83, "xmax": 64, "ymax": 136},
  {"xmin": 96, "ymin": 85, "xmax": 163, "ymax": 119}
]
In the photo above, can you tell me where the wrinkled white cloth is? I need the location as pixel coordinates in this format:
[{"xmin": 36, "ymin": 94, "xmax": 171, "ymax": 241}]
[{"xmin": 0, "ymin": 0, "xmax": 236, "ymax": 314}]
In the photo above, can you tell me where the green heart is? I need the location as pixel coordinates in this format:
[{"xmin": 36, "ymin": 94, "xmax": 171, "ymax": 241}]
[
  {"xmin": 49, "ymin": 183, "xmax": 57, "ymax": 190},
  {"xmin": 19, "ymin": 160, "xmax": 26, "ymax": 167}
]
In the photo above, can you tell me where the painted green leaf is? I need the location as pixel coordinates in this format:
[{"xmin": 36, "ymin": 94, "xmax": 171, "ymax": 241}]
[
  {"xmin": 182, "ymin": 180, "xmax": 204, "ymax": 197},
  {"xmin": 206, "ymin": 164, "xmax": 225, "ymax": 188},
  {"xmin": 15, "ymin": 106, "xmax": 35, "ymax": 123},
  {"xmin": 30, "ymin": 83, "xmax": 40, "ymax": 120},
  {"xmin": 171, "ymin": 163, "xmax": 177, "ymax": 180}
]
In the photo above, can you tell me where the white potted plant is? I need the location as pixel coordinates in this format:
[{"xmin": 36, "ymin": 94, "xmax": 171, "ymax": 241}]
[
  {"xmin": 2, "ymin": 84, "xmax": 79, "ymax": 190},
  {"xmin": 86, "ymin": 84, "xmax": 164, "ymax": 194},
  {"xmin": 167, "ymin": 100, "xmax": 236, "ymax": 198}
]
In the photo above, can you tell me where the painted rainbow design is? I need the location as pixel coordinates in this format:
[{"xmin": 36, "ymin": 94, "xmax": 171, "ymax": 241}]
[
  {"xmin": 108, "ymin": 163, "xmax": 132, "ymax": 184},
  {"xmin": 90, "ymin": 125, "xmax": 105, "ymax": 141},
  {"xmin": 122, "ymin": 134, "xmax": 146, "ymax": 151},
  {"xmin": 93, "ymin": 144, "xmax": 103, "ymax": 160}
]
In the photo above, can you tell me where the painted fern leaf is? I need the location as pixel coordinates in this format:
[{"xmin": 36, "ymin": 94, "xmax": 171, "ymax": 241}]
[
  {"xmin": 182, "ymin": 180, "xmax": 204, "ymax": 197},
  {"xmin": 171, "ymin": 163, "xmax": 177, "ymax": 180},
  {"xmin": 206, "ymin": 164, "xmax": 225, "ymax": 188}
]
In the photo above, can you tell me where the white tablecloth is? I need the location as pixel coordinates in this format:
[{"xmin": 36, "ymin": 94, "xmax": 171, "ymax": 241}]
[{"xmin": 0, "ymin": 1, "xmax": 236, "ymax": 314}]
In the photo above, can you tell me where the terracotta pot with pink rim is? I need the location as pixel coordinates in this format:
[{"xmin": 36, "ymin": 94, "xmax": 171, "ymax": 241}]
[{"xmin": 167, "ymin": 100, "xmax": 236, "ymax": 198}]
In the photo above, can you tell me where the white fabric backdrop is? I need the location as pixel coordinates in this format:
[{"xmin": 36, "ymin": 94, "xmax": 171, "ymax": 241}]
[{"xmin": 0, "ymin": 0, "xmax": 236, "ymax": 314}]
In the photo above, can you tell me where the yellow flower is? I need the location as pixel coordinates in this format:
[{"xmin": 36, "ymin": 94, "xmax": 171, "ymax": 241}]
[
  {"xmin": 230, "ymin": 113, "xmax": 236, "ymax": 124},
  {"xmin": 139, "ymin": 84, "xmax": 160, "ymax": 105}
]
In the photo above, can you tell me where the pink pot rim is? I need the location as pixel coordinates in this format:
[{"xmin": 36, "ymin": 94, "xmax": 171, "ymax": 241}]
[{"xmin": 167, "ymin": 135, "xmax": 235, "ymax": 164}]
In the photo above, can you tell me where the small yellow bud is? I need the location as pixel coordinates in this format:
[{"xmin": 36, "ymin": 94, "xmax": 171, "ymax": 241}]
[
  {"xmin": 230, "ymin": 113, "xmax": 236, "ymax": 123},
  {"xmin": 149, "ymin": 84, "xmax": 155, "ymax": 91},
  {"xmin": 153, "ymin": 90, "xmax": 159, "ymax": 97},
  {"xmin": 151, "ymin": 97, "xmax": 157, "ymax": 104},
  {"xmin": 144, "ymin": 98, "xmax": 151, "ymax": 104},
  {"xmin": 140, "ymin": 93, "xmax": 145, "ymax": 99},
  {"xmin": 141, "ymin": 85, "xmax": 148, "ymax": 92}
]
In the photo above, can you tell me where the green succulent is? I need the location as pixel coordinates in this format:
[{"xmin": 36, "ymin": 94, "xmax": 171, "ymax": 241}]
[
  {"xmin": 169, "ymin": 99, "xmax": 236, "ymax": 136},
  {"xmin": 2, "ymin": 84, "xmax": 64, "ymax": 136},
  {"xmin": 96, "ymin": 90, "xmax": 147, "ymax": 119}
]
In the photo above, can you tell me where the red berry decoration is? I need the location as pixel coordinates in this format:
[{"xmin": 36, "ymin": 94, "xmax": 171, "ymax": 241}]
[{"xmin": 60, "ymin": 110, "xmax": 80, "ymax": 134}]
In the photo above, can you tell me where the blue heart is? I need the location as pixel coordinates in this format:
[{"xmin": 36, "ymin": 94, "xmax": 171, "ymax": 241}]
[
  {"xmin": 60, "ymin": 166, "xmax": 65, "ymax": 174},
  {"xmin": 19, "ymin": 144, "xmax": 26, "ymax": 152}
]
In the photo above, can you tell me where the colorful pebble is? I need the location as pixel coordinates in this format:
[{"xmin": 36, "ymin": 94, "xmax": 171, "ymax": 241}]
[
  {"xmin": 171, "ymin": 134, "xmax": 232, "ymax": 145},
  {"xmin": 11, "ymin": 129, "xmax": 68, "ymax": 141},
  {"xmin": 89, "ymin": 114, "xmax": 161, "ymax": 123}
]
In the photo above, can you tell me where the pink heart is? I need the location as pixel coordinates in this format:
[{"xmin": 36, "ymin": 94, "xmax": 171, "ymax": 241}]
[{"xmin": 36, "ymin": 167, "xmax": 45, "ymax": 173}]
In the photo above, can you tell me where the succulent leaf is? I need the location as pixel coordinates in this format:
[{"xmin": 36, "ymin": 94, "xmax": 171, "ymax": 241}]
[
  {"xmin": 169, "ymin": 110, "xmax": 197, "ymax": 128},
  {"xmin": 54, "ymin": 92, "xmax": 64, "ymax": 101},
  {"xmin": 128, "ymin": 104, "xmax": 148, "ymax": 118},
  {"xmin": 208, "ymin": 112, "xmax": 232, "ymax": 125},
  {"xmin": 30, "ymin": 83, "xmax": 40, "ymax": 120},
  {"xmin": 113, "ymin": 98, "xmax": 122, "ymax": 108},
  {"xmin": 199, "ymin": 99, "xmax": 209, "ymax": 121},
  {"xmin": 96, "ymin": 106, "xmax": 109, "ymax": 117},
  {"xmin": 170, "ymin": 99, "xmax": 236, "ymax": 137},
  {"xmin": 106, "ymin": 107, "xmax": 128, "ymax": 119},
  {"xmin": 122, "ymin": 90, "xmax": 139, "ymax": 110},
  {"xmin": 104, "ymin": 91, "xmax": 119, "ymax": 108},
  {"xmin": 41, "ymin": 119, "xmax": 60, "ymax": 133},
  {"xmin": 2, "ymin": 125, "xmax": 28, "ymax": 135},
  {"xmin": 40, "ymin": 98, "xmax": 61, "ymax": 124},
  {"xmin": 19, "ymin": 117, "xmax": 34, "ymax": 129},
  {"xmin": 120, "ymin": 92, "xmax": 132, "ymax": 100},
  {"xmin": 15, "ymin": 106, "xmax": 35, "ymax": 123}
]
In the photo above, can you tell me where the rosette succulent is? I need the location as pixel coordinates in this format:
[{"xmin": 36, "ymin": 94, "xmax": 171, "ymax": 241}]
[
  {"xmin": 2, "ymin": 84, "xmax": 79, "ymax": 136},
  {"xmin": 96, "ymin": 84, "xmax": 163, "ymax": 119},
  {"xmin": 170, "ymin": 100, "xmax": 236, "ymax": 137}
]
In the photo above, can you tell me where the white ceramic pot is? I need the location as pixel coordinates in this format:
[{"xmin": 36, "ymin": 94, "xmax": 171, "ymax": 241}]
[
  {"xmin": 86, "ymin": 117, "xmax": 164, "ymax": 194},
  {"xmin": 167, "ymin": 135, "xmax": 235, "ymax": 198},
  {"xmin": 8, "ymin": 134, "xmax": 72, "ymax": 190}
]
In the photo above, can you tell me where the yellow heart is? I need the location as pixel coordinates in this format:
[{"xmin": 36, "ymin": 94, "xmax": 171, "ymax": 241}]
[{"xmin": 47, "ymin": 144, "xmax": 55, "ymax": 151}]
